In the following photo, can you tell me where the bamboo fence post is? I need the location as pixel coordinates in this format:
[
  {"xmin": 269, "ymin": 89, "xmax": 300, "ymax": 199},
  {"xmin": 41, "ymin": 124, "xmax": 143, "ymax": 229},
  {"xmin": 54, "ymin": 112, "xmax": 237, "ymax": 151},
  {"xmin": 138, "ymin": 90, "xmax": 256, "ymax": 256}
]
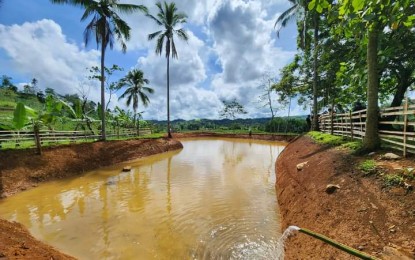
[
  {"xmin": 33, "ymin": 124, "xmax": 42, "ymax": 155},
  {"xmin": 403, "ymin": 98, "xmax": 408, "ymax": 157},
  {"xmin": 349, "ymin": 111, "xmax": 353, "ymax": 140}
]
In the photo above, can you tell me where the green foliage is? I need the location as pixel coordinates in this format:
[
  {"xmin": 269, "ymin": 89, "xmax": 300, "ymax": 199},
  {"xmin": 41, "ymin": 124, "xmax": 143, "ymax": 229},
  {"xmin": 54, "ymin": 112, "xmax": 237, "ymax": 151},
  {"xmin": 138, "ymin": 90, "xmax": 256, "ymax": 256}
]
[
  {"xmin": 13, "ymin": 103, "xmax": 28, "ymax": 130},
  {"xmin": 358, "ymin": 160, "xmax": 377, "ymax": 175},
  {"xmin": 219, "ymin": 99, "xmax": 248, "ymax": 120},
  {"xmin": 340, "ymin": 141, "xmax": 362, "ymax": 152},
  {"xmin": 265, "ymin": 117, "xmax": 307, "ymax": 133},
  {"xmin": 307, "ymin": 131, "xmax": 345, "ymax": 146},
  {"xmin": 383, "ymin": 174, "xmax": 404, "ymax": 187}
]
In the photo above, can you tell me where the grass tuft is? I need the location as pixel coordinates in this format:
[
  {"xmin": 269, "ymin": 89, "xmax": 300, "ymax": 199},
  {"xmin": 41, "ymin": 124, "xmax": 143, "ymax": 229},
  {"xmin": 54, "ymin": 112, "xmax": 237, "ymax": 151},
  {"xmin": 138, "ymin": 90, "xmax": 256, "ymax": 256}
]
[
  {"xmin": 307, "ymin": 131, "xmax": 346, "ymax": 146},
  {"xmin": 358, "ymin": 160, "xmax": 377, "ymax": 175},
  {"xmin": 383, "ymin": 174, "xmax": 404, "ymax": 187}
]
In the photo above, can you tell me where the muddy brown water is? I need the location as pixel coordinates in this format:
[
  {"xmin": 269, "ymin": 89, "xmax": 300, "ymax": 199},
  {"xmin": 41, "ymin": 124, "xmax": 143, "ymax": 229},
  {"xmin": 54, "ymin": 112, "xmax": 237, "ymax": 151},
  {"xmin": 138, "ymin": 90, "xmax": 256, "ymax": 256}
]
[{"xmin": 0, "ymin": 138, "xmax": 285, "ymax": 259}]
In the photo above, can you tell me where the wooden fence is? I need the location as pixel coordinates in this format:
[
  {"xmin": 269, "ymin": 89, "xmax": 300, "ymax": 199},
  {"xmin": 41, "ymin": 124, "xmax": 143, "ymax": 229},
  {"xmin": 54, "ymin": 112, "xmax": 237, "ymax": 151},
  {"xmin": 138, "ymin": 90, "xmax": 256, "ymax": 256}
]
[
  {"xmin": 0, "ymin": 128, "xmax": 152, "ymax": 150},
  {"xmin": 319, "ymin": 99, "xmax": 415, "ymax": 156}
]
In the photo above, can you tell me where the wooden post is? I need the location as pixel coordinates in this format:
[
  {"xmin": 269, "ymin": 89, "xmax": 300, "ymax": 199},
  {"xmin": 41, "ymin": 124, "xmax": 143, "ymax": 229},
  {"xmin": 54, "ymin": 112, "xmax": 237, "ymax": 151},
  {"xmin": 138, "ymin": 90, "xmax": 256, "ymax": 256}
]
[
  {"xmin": 349, "ymin": 111, "xmax": 353, "ymax": 140},
  {"xmin": 34, "ymin": 124, "xmax": 42, "ymax": 155},
  {"xmin": 403, "ymin": 98, "xmax": 408, "ymax": 157},
  {"xmin": 330, "ymin": 112, "xmax": 334, "ymax": 135},
  {"xmin": 359, "ymin": 112, "xmax": 363, "ymax": 138}
]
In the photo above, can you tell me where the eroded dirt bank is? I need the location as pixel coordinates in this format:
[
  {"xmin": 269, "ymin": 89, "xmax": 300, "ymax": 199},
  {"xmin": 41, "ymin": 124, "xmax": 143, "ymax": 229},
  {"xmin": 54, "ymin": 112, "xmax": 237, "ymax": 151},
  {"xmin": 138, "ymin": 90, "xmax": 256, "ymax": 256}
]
[
  {"xmin": 0, "ymin": 137, "xmax": 182, "ymax": 259},
  {"xmin": 276, "ymin": 136, "xmax": 415, "ymax": 259}
]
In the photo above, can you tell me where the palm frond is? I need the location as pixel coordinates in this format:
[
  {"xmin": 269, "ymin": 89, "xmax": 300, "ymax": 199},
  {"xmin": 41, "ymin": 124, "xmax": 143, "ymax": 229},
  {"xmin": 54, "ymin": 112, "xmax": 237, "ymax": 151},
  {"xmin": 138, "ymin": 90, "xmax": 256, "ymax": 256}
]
[
  {"xmin": 274, "ymin": 4, "xmax": 300, "ymax": 37},
  {"xmin": 171, "ymin": 38, "xmax": 178, "ymax": 59},
  {"xmin": 155, "ymin": 34, "xmax": 165, "ymax": 56},
  {"xmin": 175, "ymin": 28, "xmax": 188, "ymax": 41},
  {"xmin": 148, "ymin": 30, "xmax": 162, "ymax": 41}
]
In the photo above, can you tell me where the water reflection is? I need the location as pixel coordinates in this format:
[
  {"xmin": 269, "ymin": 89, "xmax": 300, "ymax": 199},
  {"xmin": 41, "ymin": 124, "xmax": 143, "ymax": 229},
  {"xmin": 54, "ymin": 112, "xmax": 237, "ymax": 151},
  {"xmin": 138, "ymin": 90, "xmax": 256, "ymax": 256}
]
[{"xmin": 0, "ymin": 138, "xmax": 285, "ymax": 259}]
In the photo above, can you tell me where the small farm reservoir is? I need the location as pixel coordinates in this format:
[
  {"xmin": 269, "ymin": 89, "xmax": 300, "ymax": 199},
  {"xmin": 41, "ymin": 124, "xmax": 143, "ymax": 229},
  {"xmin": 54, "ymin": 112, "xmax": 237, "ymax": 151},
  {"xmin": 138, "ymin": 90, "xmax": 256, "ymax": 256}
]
[{"xmin": 0, "ymin": 138, "xmax": 285, "ymax": 259}]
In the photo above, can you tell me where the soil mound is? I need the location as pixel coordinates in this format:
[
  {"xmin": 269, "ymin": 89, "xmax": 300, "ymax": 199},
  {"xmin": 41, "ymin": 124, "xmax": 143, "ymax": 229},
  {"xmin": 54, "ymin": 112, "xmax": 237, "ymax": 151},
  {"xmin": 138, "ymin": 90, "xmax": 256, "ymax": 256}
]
[{"xmin": 276, "ymin": 136, "xmax": 415, "ymax": 259}]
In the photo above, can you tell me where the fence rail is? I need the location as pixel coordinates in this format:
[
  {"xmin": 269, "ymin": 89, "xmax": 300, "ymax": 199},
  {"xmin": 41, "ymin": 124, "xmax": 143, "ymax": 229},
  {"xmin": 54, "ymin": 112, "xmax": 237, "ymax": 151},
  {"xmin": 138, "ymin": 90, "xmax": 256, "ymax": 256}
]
[
  {"xmin": 319, "ymin": 99, "xmax": 415, "ymax": 156},
  {"xmin": 0, "ymin": 128, "xmax": 152, "ymax": 150}
]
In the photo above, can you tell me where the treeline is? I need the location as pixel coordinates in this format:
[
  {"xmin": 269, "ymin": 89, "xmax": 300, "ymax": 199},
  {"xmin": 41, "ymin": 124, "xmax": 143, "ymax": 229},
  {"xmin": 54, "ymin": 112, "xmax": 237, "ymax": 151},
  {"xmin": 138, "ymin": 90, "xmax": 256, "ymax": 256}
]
[
  {"xmin": 0, "ymin": 75, "xmax": 150, "ymax": 132},
  {"xmin": 149, "ymin": 116, "xmax": 308, "ymax": 134},
  {"xmin": 272, "ymin": 1, "xmax": 414, "ymax": 151}
]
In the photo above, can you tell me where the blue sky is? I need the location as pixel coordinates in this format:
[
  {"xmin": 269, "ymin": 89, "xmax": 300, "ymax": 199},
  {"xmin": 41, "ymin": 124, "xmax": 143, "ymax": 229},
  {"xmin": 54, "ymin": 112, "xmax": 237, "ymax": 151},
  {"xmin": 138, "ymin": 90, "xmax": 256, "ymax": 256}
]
[{"xmin": 0, "ymin": 0, "xmax": 304, "ymax": 120}]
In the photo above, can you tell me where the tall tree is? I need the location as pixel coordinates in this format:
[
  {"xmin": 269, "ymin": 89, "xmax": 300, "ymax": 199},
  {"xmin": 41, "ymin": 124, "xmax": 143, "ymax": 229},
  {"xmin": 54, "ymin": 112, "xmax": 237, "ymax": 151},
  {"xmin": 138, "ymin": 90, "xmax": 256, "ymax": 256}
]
[
  {"xmin": 334, "ymin": 0, "xmax": 414, "ymax": 151},
  {"xmin": 50, "ymin": 0, "xmax": 147, "ymax": 140},
  {"xmin": 275, "ymin": 0, "xmax": 323, "ymax": 131},
  {"xmin": 220, "ymin": 99, "xmax": 248, "ymax": 120},
  {"xmin": 147, "ymin": 1, "xmax": 188, "ymax": 138},
  {"xmin": 118, "ymin": 69, "xmax": 154, "ymax": 134}
]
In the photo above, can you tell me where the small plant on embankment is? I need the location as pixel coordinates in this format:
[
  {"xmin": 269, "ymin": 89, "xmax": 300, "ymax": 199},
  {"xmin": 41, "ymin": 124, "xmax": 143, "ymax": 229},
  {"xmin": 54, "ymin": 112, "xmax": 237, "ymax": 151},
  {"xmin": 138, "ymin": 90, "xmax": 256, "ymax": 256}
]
[
  {"xmin": 358, "ymin": 160, "xmax": 377, "ymax": 175},
  {"xmin": 307, "ymin": 131, "xmax": 362, "ymax": 153},
  {"xmin": 383, "ymin": 174, "xmax": 404, "ymax": 187}
]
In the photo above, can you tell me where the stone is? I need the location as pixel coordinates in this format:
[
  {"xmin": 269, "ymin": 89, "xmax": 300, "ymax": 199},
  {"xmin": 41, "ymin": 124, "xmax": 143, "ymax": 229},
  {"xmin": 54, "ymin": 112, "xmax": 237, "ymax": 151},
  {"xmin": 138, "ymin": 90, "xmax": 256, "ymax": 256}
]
[
  {"xmin": 403, "ymin": 182, "xmax": 413, "ymax": 191},
  {"xmin": 122, "ymin": 166, "xmax": 132, "ymax": 172},
  {"xmin": 325, "ymin": 184, "xmax": 340, "ymax": 194},
  {"xmin": 382, "ymin": 153, "xmax": 401, "ymax": 160},
  {"xmin": 382, "ymin": 245, "xmax": 413, "ymax": 260},
  {"xmin": 296, "ymin": 161, "xmax": 308, "ymax": 171},
  {"xmin": 368, "ymin": 152, "xmax": 375, "ymax": 156}
]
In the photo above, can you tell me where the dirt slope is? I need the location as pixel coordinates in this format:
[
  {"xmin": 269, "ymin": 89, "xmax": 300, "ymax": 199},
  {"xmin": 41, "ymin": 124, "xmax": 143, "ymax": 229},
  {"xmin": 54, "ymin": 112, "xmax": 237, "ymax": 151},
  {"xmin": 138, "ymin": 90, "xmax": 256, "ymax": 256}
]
[{"xmin": 276, "ymin": 136, "xmax": 415, "ymax": 259}]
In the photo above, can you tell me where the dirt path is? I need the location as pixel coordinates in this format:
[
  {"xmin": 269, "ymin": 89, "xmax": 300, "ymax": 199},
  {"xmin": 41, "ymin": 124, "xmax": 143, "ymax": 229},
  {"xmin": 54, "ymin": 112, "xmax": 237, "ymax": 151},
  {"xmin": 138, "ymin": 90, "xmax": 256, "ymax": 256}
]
[{"xmin": 276, "ymin": 136, "xmax": 415, "ymax": 259}]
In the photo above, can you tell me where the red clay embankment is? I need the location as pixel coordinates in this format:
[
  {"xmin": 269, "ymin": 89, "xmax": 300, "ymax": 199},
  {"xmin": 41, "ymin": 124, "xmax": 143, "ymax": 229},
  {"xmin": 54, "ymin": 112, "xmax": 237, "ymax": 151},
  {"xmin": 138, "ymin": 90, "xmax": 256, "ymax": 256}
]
[{"xmin": 276, "ymin": 135, "xmax": 415, "ymax": 259}]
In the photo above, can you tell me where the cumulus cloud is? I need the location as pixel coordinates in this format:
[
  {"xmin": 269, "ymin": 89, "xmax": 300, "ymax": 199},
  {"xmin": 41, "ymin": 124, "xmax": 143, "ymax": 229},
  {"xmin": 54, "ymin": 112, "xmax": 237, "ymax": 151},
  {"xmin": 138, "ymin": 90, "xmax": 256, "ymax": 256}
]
[
  {"xmin": 0, "ymin": 19, "xmax": 100, "ymax": 97},
  {"xmin": 207, "ymin": 0, "xmax": 297, "ymax": 117},
  {"xmin": 0, "ymin": 0, "xmax": 305, "ymax": 120}
]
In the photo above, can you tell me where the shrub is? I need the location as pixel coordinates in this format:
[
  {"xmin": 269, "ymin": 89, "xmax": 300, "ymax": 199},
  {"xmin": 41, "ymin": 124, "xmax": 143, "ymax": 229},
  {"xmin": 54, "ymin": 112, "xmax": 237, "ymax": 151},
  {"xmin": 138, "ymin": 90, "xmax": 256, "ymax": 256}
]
[
  {"xmin": 383, "ymin": 174, "xmax": 404, "ymax": 187},
  {"xmin": 358, "ymin": 160, "xmax": 377, "ymax": 175}
]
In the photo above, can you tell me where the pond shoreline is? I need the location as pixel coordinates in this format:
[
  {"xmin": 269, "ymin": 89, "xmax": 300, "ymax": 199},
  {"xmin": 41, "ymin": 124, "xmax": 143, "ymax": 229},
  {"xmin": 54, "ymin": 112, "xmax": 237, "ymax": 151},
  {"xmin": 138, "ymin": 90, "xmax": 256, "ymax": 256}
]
[{"xmin": 0, "ymin": 133, "xmax": 292, "ymax": 259}]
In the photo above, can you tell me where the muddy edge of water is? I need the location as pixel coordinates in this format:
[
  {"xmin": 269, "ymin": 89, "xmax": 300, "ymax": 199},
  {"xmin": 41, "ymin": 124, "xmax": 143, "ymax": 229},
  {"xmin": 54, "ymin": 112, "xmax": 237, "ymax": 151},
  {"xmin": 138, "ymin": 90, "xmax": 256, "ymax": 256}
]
[{"xmin": 0, "ymin": 134, "xmax": 292, "ymax": 259}]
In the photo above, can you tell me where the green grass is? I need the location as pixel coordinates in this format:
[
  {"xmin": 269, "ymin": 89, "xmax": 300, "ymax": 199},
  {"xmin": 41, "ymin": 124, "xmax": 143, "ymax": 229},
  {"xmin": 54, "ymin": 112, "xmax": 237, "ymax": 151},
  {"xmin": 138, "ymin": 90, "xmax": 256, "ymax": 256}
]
[
  {"xmin": 358, "ymin": 160, "xmax": 377, "ymax": 175},
  {"xmin": 340, "ymin": 141, "xmax": 362, "ymax": 151},
  {"xmin": 307, "ymin": 131, "xmax": 346, "ymax": 146},
  {"xmin": 307, "ymin": 131, "xmax": 363, "ymax": 153},
  {"xmin": 383, "ymin": 174, "xmax": 404, "ymax": 187}
]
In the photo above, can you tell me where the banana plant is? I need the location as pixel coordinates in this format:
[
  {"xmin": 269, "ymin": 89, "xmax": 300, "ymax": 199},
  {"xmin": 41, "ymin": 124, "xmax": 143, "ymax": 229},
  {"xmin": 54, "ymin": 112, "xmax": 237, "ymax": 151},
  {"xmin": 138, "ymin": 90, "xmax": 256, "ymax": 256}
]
[{"xmin": 59, "ymin": 98, "xmax": 96, "ymax": 134}]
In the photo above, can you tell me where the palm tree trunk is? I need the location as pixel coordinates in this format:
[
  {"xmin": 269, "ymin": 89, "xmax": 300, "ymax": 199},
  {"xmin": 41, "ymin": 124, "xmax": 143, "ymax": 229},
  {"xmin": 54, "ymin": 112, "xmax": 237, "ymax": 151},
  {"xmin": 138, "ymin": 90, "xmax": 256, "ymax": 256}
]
[
  {"xmin": 363, "ymin": 27, "xmax": 381, "ymax": 151},
  {"xmin": 100, "ymin": 41, "xmax": 106, "ymax": 141},
  {"xmin": 268, "ymin": 79, "xmax": 275, "ymax": 120},
  {"xmin": 312, "ymin": 13, "xmax": 319, "ymax": 131},
  {"xmin": 167, "ymin": 55, "xmax": 172, "ymax": 138}
]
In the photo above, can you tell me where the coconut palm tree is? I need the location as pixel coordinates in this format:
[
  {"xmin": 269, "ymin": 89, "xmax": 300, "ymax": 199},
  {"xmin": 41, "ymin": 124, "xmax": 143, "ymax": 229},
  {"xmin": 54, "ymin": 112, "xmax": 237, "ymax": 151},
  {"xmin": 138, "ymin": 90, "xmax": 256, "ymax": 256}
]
[
  {"xmin": 275, "ymin": 0, "xmax": 320, "ymax": 131},
  {"xmin": 50, "ymin": 0, "xmax": 147, "ymax": 140},
  {"xmin": 147, "ymin": 1, "xmax": 188, "ymax": 138},
  {"xmin": 118, "ymin": 69, "xmax": 154, "ymax": 135}
]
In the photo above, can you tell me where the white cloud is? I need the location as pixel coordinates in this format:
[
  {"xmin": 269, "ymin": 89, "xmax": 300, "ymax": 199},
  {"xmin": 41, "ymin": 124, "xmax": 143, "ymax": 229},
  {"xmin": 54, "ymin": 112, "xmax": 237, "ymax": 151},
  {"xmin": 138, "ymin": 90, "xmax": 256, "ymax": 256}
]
[
  {"xmin": 124, "ymin": 0, "xmax": 299, "ymax": 120},
  {"xmin": 0, "ymin": 0, "xmax": 303, "ymax": 120},
  {"xmin": 0, "ymin": 19, "xmax": 102, "ymax": 100},
  {"xmin": 207, "ymin": 0, "xmax": 297, "ymax": 118}
]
